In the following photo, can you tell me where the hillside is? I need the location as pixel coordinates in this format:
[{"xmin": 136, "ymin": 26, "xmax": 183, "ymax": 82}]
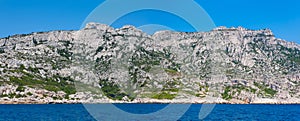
[{"xmin": 0, "ymin": 22, "xmax": 299, "ymax": 104}]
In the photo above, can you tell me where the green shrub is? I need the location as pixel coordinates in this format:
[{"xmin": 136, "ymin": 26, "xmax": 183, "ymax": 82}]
[
  {"xmin": 96, "ymin": 46, "xmax": 104, "ymax": 53},
  {"xmin": 162, "ymin": 81, "xmax": 180, "ymax": 92},
  {"xmin": 9, "ymin": 75, "xmax": 76, "ymax": 95},
  {"xmin": 26, "ymin": 92, "xmax": 33, "ymax": 96},
  {"xmin": 15, "ymin": 94, "xmax": 25, "ymax": 98},
  {"xmin": 250, "ymin": 88, "xmax": 257, "ymax": 93},
  {"xmin": 1, "ymin": 93, "xmax": 25, "ymax": 98},
  {"xmin": 19, "ymin": 64, "xmax": 26, "ymax": 70},
  {"xmin": 164, "ymin": 68, "xmax": 178, "ymax": 75},
  {"xmin": 152, "ymin": 92, "xmax": 177, "ymax": 99},
  {"xmin": 28, "ymin": 66, "xmax": 39, "ymax": 73},
  {"xmin": 57, "ymin": 49, "xmax": 72, "ymax": 59},
  {"xmin": 222, "ymin": 86, "xmax": 233, "ymax": 100},
  {"xmin": 254, "ymin": 82, "xmax": 277, "ymax": 97},
  {"xmin": 0, "ymin": 48, "xmax": 4, "ymax": 53},
  {"xmin": 264, "ymin": 88, "xmax": 277, "ymax": 96},
  {"xmin": 99, "ymin": 79, "xmax": 133, "ymax": 100},
  {"xmin": 16, "ymin": 86, "xmax": 25, "ymax": 92}
]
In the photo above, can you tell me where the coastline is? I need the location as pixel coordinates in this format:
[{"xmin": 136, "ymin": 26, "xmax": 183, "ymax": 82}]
[
  {"xmin": 1, "ymin": 102, "xmax": 300, "ymax": 104},
  {"xmin": 1, "ymin": 98, "xmax": 300, "ymax": 104}
]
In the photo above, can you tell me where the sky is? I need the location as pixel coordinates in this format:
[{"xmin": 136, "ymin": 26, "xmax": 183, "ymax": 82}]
[{"xmin": 0, "ymin": 0, "xmax": 299, "ymax": 43}]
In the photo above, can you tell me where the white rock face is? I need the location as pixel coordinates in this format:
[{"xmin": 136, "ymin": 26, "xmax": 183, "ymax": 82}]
[{"xmin": 0, "ymin": 23, "xmax": 299, "ymax": 104}]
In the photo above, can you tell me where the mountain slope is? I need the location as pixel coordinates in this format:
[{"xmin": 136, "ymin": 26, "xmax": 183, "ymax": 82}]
[{"xmin": 0, "ymin": 22, "xmax": 299, "ymax": 103}]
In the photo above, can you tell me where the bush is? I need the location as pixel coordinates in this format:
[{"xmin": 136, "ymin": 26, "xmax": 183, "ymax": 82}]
[
  {"xmin": 26, "ymin": 92, "xmax": 33, "ymax": 96},
  {"xmin": 28, "ymin": 66, "xmax": 39, "ymax": 73},
  {"xmin": 164, "ymin": 69, "xmax": 178, "ymax": 75},
  {"xmin": 19, "ymin": 64, "xmax": 26, "ymax": 70},
  {"xmin": 9, "ymin": 75, "xmax": 76, "ymax": 95},
  {"xmin": 254, "ymin": 82, "xmax": 277, "ymax": 97},
  {"xmin": 264, "ymin": 88, "xmax": 277, "ymax": 96},
  {"xmin": 152, "ymin": 92, "xmax": 177, "ymax": 99},
  {"xmin": 222, "ymin": 86, "xmax": 233, "ymax": 100},
  {"xmin": 57, "ymin": 49, "xmax": 72, "ymax": 59},
  {"xmin": 16, "ymin": 86, "xmax": 25, "ymax": 92},
  {"xmin": 0, "ymin": 48, "xmax": 4, "ymax": 53},
  {"xmin": 99, "ymin": 79, "xmax": 133, "ymax": 100},
  {"xmin": 162, "ymin": 80, "xmax": 180, "ymax": 93},
  {"xmin": 96, "ymin": 46, "xmax": 104, "ymax": 53}
]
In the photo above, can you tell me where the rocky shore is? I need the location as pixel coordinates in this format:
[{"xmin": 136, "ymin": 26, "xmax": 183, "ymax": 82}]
[{"xmin": 1, "ymin": 97, "xmax": 300, "ymax": 104}]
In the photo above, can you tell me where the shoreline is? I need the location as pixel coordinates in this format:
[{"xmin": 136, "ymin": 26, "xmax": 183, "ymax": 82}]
[
  {"xmin": 2, "ymin": 96, "xmax": 300, "ymax": 105},
  {"xmin": 1, "ymin": 101, "xmax": 300, "ymax": 105}
]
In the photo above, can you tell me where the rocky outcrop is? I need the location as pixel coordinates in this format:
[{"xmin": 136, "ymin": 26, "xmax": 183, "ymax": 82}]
[{"xmin": 0, "ymin": 22, "xmax": 299, "ymax": 104}]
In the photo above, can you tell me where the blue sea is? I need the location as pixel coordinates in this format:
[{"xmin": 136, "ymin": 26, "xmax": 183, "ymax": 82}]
[{"xmin": 0, "ymin": 104, "xmax": 299, "ymax": 121}]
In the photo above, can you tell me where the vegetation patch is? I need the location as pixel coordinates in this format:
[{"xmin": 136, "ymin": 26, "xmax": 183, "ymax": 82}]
[
  {"xmin": 222, "ymin": 84, "xmax": 259, "ymax": 100},
  {"xmin": 152, "ymin": 92, "xmax": 177, "ymax": 100},
  {"xmin": 222, "ymin": 86, "xmax": 233, "ymax": 100},
  {"xmin": 57, "ymin": 49, "xmax": 72, "ymax": 59},
  {"xmin": 162, "ymin": 80, "xmax": 181, "ymax": 92},
  {"xmin": 263, "ymin": 88, "xmax": 277, "ymax": 97},
  {"xmin": 151, "ymin": 80, "xmax": 180, "ymax": 100},
  {"xmin": 0, "ymin": 93, "xmax": 26, "ymax": 98},
  {"xmin": 254, "ymin": 82, "xmax": 277, "ymax": 97},
  {"xmin": 0, "ymin": 48, "xmax": 5, "ymax": 53},
  {"xmin": 164, "ymin": 68, "xmax": 179, "ymax": 76},
  {"xmin": 16, "ymin": 86, "xmax": 25, "ymax": 92},
  {"xmin": 8, "ymin": 70, "xmax": 76, "ymax": 96},
  {"xmin": 99, "ymin": 79, "xmax": 134, "ymax": 101}
]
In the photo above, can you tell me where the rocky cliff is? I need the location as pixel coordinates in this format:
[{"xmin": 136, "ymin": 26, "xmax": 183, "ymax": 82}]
[{"xmin": 0, "ymin": 22, "xmax": 299, "ymax": 104}]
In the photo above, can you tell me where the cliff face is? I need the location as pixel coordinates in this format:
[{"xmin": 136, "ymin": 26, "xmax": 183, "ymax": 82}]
[{"xmin": 0, "ymin": 22, "xmax": 299, "ymax": 103}]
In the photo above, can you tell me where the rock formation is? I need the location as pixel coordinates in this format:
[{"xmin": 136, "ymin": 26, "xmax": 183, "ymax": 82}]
[{"xmin": 0, "ymin": 22, "xmax": 299, "ymax": 104}]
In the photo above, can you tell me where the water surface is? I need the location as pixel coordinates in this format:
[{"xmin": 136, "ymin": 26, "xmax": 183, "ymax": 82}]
[{"xmin": 0, "ymin": 104, "xmax": 299, "ymax": 121}]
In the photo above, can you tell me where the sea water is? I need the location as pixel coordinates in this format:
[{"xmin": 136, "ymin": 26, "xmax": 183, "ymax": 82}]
[{"xmin": 0, "ymin": 104, "xmax": 299, "ymax": 121}]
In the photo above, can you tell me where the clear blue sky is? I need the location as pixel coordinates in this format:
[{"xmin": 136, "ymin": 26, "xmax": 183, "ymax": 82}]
[{"xmin": 0, "ymin": 0, "xmax": 299, "ymax": 43}]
